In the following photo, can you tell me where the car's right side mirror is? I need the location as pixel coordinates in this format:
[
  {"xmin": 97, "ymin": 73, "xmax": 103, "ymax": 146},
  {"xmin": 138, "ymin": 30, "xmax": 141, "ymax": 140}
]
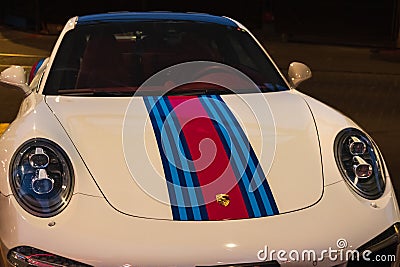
[{"xmin": 288, "ymin": 62, "xmax": 312, "ymax": 88}]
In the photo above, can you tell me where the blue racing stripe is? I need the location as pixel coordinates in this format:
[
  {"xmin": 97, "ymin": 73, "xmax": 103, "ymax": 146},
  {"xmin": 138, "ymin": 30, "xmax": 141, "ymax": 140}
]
[
  {"xmin": 157, "ymin": 97, "xmax": 196, "ymax": 220},
  {"xmin": 145, "ymin": 96, "xmax": 188, "ymax": 220},
  {"xmin": 144, "ymin": 96, "xmax": 207, "ymax": 220},
  {"xmin": 158, "ymin": 97, "xmax": 206, "ymax": 220},
  {"xmin": 201, "ymin": 95, "xmax": 279, "ymax": 216},
  {"xmin": 209, "ymin": 95, "xmax": 278, "ymax": 215},
  {"xmin": 209, "ymin": 117, "xmax": 255, "ymax": 218},
  {"xmin": 212, "ymin": 94, "xmax": 278, "ymax": 215},
  {"xmin": 199, "ymin": 95, "xmax": 261, "ymax": 217}
]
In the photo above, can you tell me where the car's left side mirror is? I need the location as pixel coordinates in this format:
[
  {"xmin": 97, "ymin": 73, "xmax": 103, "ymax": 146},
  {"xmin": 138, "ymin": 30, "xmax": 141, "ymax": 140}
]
[
  {"xmin": 288, "ymin": 62, "xmax": 312, "ymax": 88},
  {"xmin": 0, "ymin": 65, "xmax": 31, "ymax": 95}
]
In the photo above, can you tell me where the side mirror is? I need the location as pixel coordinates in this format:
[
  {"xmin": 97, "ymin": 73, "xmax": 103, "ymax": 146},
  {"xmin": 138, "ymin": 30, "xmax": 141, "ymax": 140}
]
[
  {"xmin": 288, "ymin": 62, "xmax": 312, "ymax": 88},
  {"xmin": 0, "ymin": 65, "xmax": 31, "ymax": 95}
]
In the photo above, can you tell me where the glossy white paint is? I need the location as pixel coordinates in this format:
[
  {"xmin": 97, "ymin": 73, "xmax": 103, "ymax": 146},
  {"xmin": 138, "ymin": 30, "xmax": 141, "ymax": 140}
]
[
  {"xmin": 38, "ymin": 16, "xmax": 78, "ymax": 95},
  {"xmin": 295, "ymin": 91, "xmax": 362, "ymax": 186},
  {"xmin": 0, "ymin": 177, "xmax": 398, "ymax": 266},
  {"xmin": 45, "ymin": 91, "xmax": 323, "ymax": 219},
  {"xmin": 0, "ymin": 94, "xmax": 102, "ymax": 197}
]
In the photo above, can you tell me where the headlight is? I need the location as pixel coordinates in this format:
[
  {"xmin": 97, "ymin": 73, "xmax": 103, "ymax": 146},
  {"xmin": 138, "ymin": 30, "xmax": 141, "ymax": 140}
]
[
  {"xmin": 334, "ymin": 128, "xmax": 385, "ymax": 199},
  {"xmin": 10, "ymin": 138, "xmax": 74, "ymax": 217}
]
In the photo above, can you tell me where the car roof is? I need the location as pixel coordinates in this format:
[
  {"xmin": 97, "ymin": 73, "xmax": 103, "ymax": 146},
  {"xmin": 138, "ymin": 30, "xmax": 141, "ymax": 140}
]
[{"xmin": 76, "ymin": 11, "xmax": 238, "ymax": 27}]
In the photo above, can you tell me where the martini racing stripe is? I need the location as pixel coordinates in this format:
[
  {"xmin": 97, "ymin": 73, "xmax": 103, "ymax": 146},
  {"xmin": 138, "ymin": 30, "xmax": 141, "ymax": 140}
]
[
  {"xmin": 144, "ymin": 95, "xmax": 278, "ymax": 220},
  {"xmin": 200, "ymin": 95, "xmax": 279, "ymax": 216},
  {"xmin": 168, "ymin": 96, "xmax": 249, "ymax": 220},
  {"xmin": 144, "ymin": 96, "xmax": 208, "ymax": 221}
]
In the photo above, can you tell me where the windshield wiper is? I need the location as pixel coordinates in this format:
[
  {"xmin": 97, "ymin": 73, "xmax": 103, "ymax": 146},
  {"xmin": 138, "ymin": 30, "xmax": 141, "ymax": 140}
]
[
  {"xmin": 58, "ymin": 89, "xmax": 134, "ymax": 96},
  {"xmin": 166, "ymin": 88, "xmax": 234, "ymax": 96}
]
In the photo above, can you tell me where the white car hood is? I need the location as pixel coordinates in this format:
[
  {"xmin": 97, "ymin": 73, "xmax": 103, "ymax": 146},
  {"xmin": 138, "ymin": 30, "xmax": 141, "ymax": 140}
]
[{"xmin": 46, "ymin": 91, "xmax": 323, "ymax": 220}]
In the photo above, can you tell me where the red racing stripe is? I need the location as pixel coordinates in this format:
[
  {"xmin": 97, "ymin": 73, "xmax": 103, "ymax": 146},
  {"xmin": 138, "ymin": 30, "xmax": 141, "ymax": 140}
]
[{"xmin": 168, "ymin": 96, "xmax": 249, "ymax": 220}]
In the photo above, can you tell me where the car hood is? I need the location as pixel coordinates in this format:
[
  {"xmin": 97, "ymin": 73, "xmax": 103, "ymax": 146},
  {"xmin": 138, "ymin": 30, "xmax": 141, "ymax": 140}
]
[{"xmin": 45, "ymin": 91, "xmax": 323, "ymax": 220}]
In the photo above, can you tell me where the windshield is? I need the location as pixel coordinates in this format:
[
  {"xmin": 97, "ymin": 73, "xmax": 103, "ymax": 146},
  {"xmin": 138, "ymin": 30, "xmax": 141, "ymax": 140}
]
[{"xmin": 44, "ymin": 20, "xmax": 289, "ymax": 96}]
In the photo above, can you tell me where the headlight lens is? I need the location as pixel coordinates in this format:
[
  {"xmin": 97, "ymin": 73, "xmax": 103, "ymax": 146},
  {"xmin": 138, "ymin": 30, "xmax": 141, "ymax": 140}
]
[
  {"xmin": 10, "ymin": 138, "xmax": 74, "ymax": 217},
  {"xmin": 334, "ymin": 128, "xmax": 385, "ymax": 199}
]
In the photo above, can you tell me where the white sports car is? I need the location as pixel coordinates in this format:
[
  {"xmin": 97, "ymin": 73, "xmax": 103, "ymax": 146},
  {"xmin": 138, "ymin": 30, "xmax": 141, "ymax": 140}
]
[{"xmin": 0, "ymin": 11, "xmax": 399, "ymax": 267}]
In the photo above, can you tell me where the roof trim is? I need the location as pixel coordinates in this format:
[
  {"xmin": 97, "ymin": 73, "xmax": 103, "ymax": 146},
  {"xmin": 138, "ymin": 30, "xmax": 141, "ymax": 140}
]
[{"xmin": 76, "ymin": 11, "xmax": 238, "ymax": 27}]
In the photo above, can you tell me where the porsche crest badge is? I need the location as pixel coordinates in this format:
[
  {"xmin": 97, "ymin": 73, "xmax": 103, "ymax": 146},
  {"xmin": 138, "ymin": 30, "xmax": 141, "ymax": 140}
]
[{"xmin": 216, "ymin": 193, "xmax": 230, "ymax": 207}]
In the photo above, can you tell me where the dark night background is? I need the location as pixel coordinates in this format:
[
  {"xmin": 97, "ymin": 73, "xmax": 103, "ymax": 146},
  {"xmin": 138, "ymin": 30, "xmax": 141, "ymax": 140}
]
[{"xmin": 1, "ymin": 0, "xmax": 400, "ymax": 48}]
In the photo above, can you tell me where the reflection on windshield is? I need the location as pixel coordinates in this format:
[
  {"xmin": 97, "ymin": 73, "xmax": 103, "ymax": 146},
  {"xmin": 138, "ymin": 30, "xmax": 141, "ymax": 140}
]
[{"xmin": 44, "ymin": 21, "xmax": 289, "ymax": 96}]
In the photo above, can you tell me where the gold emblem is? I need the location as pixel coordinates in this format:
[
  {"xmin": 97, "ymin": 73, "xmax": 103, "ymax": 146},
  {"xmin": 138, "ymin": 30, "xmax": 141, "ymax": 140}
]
[{"xmin": 216, "ymin": 193, "xmax": 230, "ymax": 207}]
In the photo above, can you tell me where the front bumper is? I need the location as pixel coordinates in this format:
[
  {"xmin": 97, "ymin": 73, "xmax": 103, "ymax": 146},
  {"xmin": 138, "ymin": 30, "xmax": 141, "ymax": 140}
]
[
  {"xmin": 3, "ymin": 223, "xmax": 400, "ymax": 267},
  {"xmin": 346, "ymin": 222, "xmax": 400, "ymax": 267},
  {"xmin": 1, "ymin": 180, "xmax": 400, "ymax": 267}
]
